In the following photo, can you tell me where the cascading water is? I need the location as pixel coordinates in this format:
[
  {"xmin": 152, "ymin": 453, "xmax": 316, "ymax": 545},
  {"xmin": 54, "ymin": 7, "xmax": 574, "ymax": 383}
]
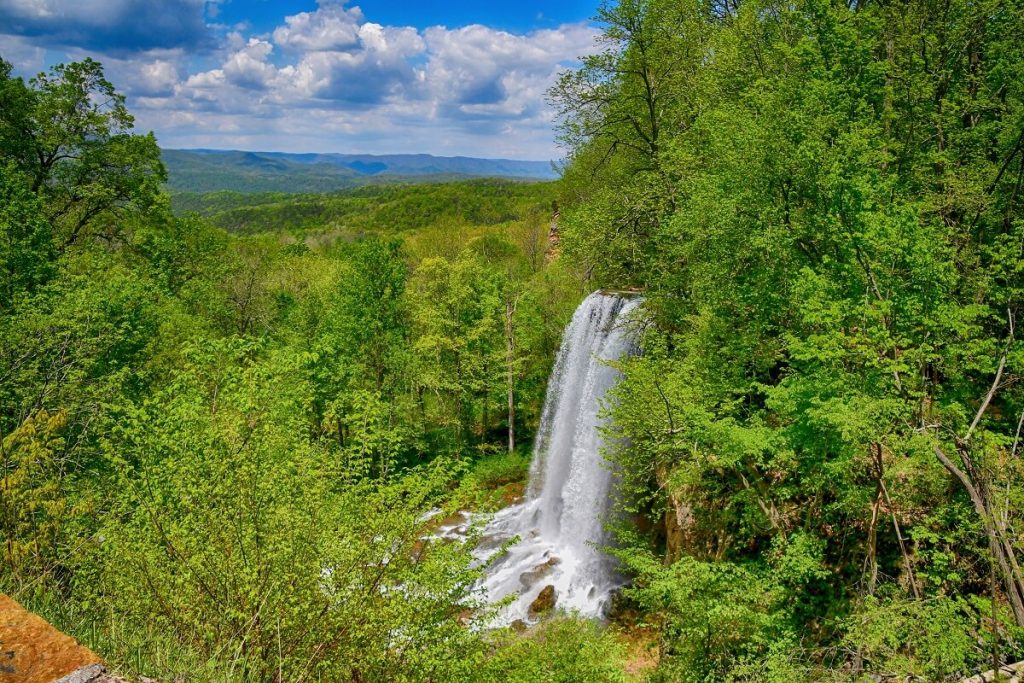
[{"xmin": 476, "ymin": 290, "xmax": 642, "ymax": 625}]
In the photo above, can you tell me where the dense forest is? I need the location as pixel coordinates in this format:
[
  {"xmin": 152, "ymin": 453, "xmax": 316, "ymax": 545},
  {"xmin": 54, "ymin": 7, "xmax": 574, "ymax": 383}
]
[
  {"xmin": 557, "ymin": 0, "xmax": 1024, "ymax": 679},
  {"xmin": 169, "ymin": 181, "xmax": 557, "ymax": 236},
  {"xmin": 2, "ymin": 0, "xmax": 1024, "ymax": 680}
]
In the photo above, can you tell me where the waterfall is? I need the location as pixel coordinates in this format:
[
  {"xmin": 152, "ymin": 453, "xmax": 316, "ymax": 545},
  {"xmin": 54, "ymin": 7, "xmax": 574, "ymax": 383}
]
[{"xmin": 476, "ymin": 290, "xmax": 642, "ymax": 625}]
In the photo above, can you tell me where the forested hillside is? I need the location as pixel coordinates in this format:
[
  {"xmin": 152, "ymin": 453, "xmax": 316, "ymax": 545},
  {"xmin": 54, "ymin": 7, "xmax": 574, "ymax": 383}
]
[
  {"xmin": 170, "ymin": 181, "xmax": 555, "ymax": 236},
  {"xmin": 161, "ymin": 149, "xmax": 556, "ymax": 194},
  {"xmin": 550, "ymin": 0, "xmax": 1024, "ymax": 679},
  {"xmin": 3, "ymin": 0, "xmax": 1024, "ymax": 680}
]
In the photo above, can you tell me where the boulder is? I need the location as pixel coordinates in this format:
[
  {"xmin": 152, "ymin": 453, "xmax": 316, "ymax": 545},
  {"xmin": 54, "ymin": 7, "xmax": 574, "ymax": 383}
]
[
  {"xmin": 607, "ymin": 587, "xmax": 638, "ymax": 622},
  {"xmin": 528, "ymin": 585, "xmax": 557, "ymax": 616},
  {"xmin": 518, "ymin": 556, "xmax": 560, "ymax": 589}
]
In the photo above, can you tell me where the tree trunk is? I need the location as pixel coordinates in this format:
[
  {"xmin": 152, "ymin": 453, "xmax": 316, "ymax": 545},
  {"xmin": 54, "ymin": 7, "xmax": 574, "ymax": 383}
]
[
  {"xmin": 934, "ymin": 445, "xmax": 1024, "ymax": 626},
  {"xmin": 865, "ymin": 489, "xmax": 881, "ymax": 597},
  {"xmin": 505, "ymin": 297, "xmax": 518, "ymax": 454}
]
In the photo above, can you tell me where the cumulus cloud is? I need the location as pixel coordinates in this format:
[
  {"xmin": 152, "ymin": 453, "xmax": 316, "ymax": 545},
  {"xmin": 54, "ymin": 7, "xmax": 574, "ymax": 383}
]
[
  {"xmin": 422, "ymin": 23, "xmax": 596, "ymax": 120},
  {"xmin": 131, "ymin": 60, "xmax": 181, "ymax": 97},
  {"xmin": 223, "ymin": 38, "xmax": 276, "ymax": 90},
  {"xmin": 290, "ymin": 23, "xmax": 424, "ymax": 104},
  {"xmin": 273, "ymin": 0, "xmax": 364, "ymax": 52},
  {"xmin": 0, "ymin": 0, "xmax": 213, "ymax": 52}
]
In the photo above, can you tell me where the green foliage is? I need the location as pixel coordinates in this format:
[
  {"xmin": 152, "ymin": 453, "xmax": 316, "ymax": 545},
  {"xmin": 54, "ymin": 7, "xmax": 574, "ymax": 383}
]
[
  {"xmin": 840, "ymin": 596, "xmax": 984, "ymax": 681},
  {"xmin": 410, "ymin": 253, "xmax": 506, "ymax": 446},
  {"xmin": 0, "ymin": 164, "xmax": 55, "ymax": 309},
  {"xmin": 0, "ymin": 58, "xmax": 165, "ymax": 247},
  {"xmin": 556, "ymin": 0, "xmax": 1024, "ymax": 678},
  {"xmin": 89, "ymin": 339, "xmax": 487, "ymax": 681},
  {"xmin": 480, "ymin": 618, "xmax": 629, "ymax": 683},
  {"xmin": 171, "ymin": 179, "xmax": 555, "ymax": 236},
  {"xmin": 11, "ymin": 0, "xmax": 1024, "ymax": 671},
  {"xmin": 623, "ymin": 551, "xmax": 791, "ymax": 681},
  {"xmin": 467, "ymin": 451, "xmax": 532, "ymax": 490},
  {"xmin": 132, "ymin": 213, "xmax": 230, "ymax": 296},
  {"xmin": 0, "ymin": 57, "xmax": 591, "ymax": 682},
  {"xmin": 0, "ymin": 409, "xmax": 68, "ymax": 585}
]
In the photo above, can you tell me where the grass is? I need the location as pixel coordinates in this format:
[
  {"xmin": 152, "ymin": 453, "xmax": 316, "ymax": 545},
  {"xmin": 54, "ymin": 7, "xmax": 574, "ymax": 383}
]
[
  {"xmin": 467, "ymin": 451, "xmax": 531, "ymax": 490},
  {"xmin": 12, "ymin": 588, "xmax": 233, "ymax": 681},
  {"xmin": 452, "ymin": 450, "xmax": 533, "ymax": 512}
]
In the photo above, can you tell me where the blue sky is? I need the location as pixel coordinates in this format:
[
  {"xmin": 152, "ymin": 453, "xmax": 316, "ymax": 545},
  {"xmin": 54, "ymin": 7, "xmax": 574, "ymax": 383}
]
[
  {"xmin": 0, "ymin": 1, "xmax": 602, "ymax": 159},
  {"xmin": 215, "ymin": 1, "xmax": 599, "ymax": 34}
]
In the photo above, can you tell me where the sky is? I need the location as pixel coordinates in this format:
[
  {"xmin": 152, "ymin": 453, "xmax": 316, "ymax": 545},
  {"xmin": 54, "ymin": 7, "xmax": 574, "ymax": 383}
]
[{"xmin": 0, "ymin": 0, "xmax": 602, "ymax": 160}]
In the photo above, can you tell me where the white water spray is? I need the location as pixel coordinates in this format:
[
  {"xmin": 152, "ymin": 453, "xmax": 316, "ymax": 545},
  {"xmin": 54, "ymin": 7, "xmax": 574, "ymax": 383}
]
[{"xmin": 476, "ymin": 290, "xmax": 641, "ymax": 625}]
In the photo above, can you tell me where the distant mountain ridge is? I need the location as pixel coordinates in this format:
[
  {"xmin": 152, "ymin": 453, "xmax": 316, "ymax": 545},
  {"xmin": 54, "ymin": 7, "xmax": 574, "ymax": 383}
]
[{"xmin": 162, "ymin": 148, "xmax": 558, "ymax": 194}]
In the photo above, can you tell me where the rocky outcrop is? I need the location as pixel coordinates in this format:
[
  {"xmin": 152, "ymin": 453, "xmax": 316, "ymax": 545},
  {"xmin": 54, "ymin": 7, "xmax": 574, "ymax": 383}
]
[
  {"xmin": 961, "ymin": 661, "xmax": 1024, "ymax": 683},
  {"xmin": 528, "ymin": 585, "xmax": 556, "ymax": 616},
  {"xmin": 0, "ymin": 594, "xmax": 107, "ymax": 683},
  {"xmin": 54, "ymin": 665, "xmax": 130, "ymax": 683},
  {"xmin": 518, "ymin": 556, "xmax": 560, "ymax": 589}
]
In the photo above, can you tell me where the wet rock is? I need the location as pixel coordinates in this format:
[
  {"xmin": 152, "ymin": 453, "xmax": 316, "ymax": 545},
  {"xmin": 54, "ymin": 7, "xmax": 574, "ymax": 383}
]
[
  {"xmin": 430, "ymin": 511, "xmax": 473, "ymax": 543},
  {"xmin": 476, "ymin": 531, "xmax": 513, "ymax": 553},
  {"xmin": 518, "ymin": 556, "xmax": 561, "ymax": 589},
  {"xmin": 410, "ymin": 538, "xmax": 429, "ymax": 562},
  {"xmin": 510, "ymin": 619, "xmax": 529, "ymax": 634},
  {"xmin": 607, "ymin": 587, "xmax": 638, "ymax": 622},
  {"xmin": 528, "ymin": 585, "xmax": 557, "ymax": 616}
]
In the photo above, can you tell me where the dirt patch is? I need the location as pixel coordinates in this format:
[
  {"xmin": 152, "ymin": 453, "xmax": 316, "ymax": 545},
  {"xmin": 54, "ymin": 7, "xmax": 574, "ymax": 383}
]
[
  {"xmin": 0, "ymin": 594, "xmax": 102, "ymax": 683},
  {"xmin": 613, "ymin": 624, "xmax": 659, "ymax": 682},
  {"xmin": 497, "ymin": 481, "xmax": 525, "ymax": 506}
]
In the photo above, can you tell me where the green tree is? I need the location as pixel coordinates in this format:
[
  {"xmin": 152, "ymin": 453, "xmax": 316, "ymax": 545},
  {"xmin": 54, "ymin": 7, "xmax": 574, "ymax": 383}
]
[
  {"xmin": 409, "ymin": 254, "xmax": 506, "ymax": 450},
  {"xmin": 0, "ymin": 58, "xmax": 165, "ymax": 248},
  {"xmin": 94, "ymin": 339, "xmax": 489, "ymax": 681},
  {"xmin": 0, "ymin": 165, "xmax": 55, "ymax": 309}
]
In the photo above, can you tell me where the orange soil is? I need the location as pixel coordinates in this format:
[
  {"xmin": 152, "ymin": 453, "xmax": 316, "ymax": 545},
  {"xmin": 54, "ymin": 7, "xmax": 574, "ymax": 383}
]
[{"xmin": 0, "ymin": 593, "xmax": 102, "ymax": 683}]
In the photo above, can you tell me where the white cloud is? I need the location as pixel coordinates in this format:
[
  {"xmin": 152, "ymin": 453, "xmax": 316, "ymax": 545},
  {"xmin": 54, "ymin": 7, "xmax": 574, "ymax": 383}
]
[
  {"xmin": 272, "ymin": 0, "xmax": 364, "ymax": 52},
  {"xmin": 134, "ymin": 60, "xmax": 180, "ymax": 96},
  {"xmin": 422, "ymin": 23, "xmax": 595, "ymax": 120},
  {"xmin": 1, "ymin": 0, "xmax": 600, "ymax": 159},
  {"xmin": 0, "ymin": 33, "xmax": 45, "ymax": 72},
  {"xmin": 0, "ymin": 0, "xmax": 212, "ymax": 52},
  {"xmin": 287, "ymin": 23, "xmax": 424, "ymax": 104},
  {"xmin": 223, "ymin": 38, "xmax": 276, "ymax": 90}
]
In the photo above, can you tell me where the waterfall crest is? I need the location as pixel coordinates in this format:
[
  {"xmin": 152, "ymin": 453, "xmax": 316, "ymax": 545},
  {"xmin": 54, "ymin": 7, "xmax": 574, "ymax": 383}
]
[{"xmin": 477, "ymin": 290, "xmax": 641, "ymax": 624}]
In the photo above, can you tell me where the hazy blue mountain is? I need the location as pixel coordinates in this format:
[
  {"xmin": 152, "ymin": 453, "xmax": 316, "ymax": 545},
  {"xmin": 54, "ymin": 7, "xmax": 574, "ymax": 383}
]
[{"xmin": 162, "ymin": 148, "xmax": 558, "ymax": 193}]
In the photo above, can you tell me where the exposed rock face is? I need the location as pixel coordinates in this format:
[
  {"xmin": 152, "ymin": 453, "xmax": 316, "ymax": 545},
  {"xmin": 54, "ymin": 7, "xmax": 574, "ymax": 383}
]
[
  {"xmin": 54, "ymin": 664, "xmax": 129, "ymax": 683},
  {"xmin": 0, "ymin": 594, "xmax": 103, "ymax": 683},
  {"xmin": 607, "ymin": 588, "xmax": 640, "ymax": 622},
  {"xmin": 961, "ymin": 661, "xmax": 1024, "ymax": 682},
  {"xmin": 545, "ymin": 212, "xmax": 560, "ymax": 262},
  {"xmin": 528, "ymin": 585, "xmax": 556, "ymax": 616},
  {"xmin": 518, "ymin": 556, "xmax": 560, "ymax": 589}
]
